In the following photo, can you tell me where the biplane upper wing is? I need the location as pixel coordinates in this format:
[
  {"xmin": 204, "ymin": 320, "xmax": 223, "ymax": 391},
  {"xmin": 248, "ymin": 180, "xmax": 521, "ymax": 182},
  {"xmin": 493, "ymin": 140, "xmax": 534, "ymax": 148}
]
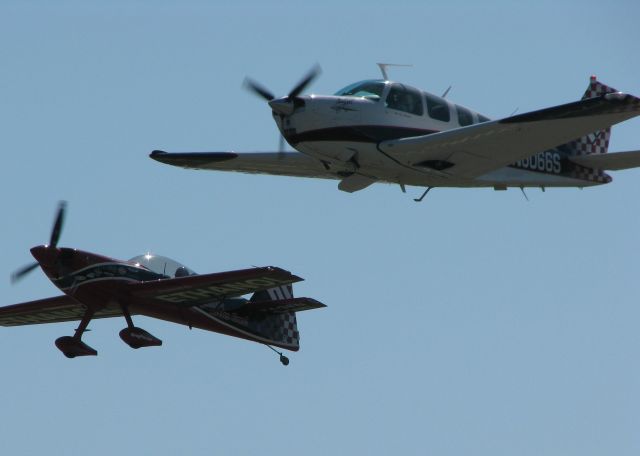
[
  {"xmin": 128, "ymin": 266, "xmax": 304, "ymax": 306},
  {"xmin": 379, "ymin": 92, "xmax": 640, "ymax": 179},
  {"xmin": 0, "ymin": 295, "xmax": 124, "ymax": 327},
  {"xmin": 150, "ymin": 150, "xmax": 341, "ymax": 179}
]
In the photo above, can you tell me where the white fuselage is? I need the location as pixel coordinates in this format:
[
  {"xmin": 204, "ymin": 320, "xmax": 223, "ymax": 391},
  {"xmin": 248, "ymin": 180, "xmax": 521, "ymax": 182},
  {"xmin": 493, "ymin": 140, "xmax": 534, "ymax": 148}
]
[{"xmin": 274, "ymin": 80, "xmax": 602, "ymax": 188}]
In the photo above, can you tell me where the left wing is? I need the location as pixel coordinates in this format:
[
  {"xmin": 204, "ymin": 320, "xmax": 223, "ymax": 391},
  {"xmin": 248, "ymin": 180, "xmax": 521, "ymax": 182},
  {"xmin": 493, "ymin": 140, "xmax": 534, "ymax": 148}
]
[
  {"xmin": 0, "ymin": 295, "xmax": 124, "ymax": 327},
  {"xmin": 379, "ymin": 92, "xmax": 640, "ymax": 179},
  {"xmin": 128, "ymin": 266, "xmax": 304, "ymax": 306},
  {"xmin": 150, "ymin": 150, "xmax": 342, "ymax": 179}
]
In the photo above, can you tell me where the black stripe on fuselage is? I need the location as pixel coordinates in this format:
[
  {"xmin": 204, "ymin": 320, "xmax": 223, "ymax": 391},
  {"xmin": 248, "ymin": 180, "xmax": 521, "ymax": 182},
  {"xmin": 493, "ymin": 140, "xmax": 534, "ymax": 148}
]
[{"xmin": 54, "ymin": 263, "xmax": 164, "ymax": 290}]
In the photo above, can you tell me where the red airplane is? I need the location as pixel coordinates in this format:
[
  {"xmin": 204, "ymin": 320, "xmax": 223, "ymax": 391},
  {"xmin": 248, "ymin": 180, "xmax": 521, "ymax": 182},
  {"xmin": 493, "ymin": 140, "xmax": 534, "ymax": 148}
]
[{"xmin": 2, "ymin": 202, "xmax": 325, "ymax": 365}]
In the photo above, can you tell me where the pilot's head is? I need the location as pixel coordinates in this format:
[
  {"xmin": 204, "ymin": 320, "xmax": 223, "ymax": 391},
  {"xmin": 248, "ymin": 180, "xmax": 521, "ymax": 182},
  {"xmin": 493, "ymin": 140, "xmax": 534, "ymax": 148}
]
[{"xmin": 175, "ymin": 266, "xmax": 189, "ymax": 278}]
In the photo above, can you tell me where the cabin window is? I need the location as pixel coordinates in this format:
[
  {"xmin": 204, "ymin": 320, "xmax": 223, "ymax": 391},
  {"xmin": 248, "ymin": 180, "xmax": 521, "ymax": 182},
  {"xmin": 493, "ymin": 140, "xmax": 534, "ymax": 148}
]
[
  {"xmin": 385, "ymin": 84, "xmax": 424, "ymax": 116},
  {"xmin": 457, "ymin": 106, "xmax": 473, "ymax": 126},
  {"xmin": 477, "ymin": 114, "xmax": 490, "ymax": 123},
  {"xmin": 424, "ymin": 93, "xmax": 450, "ymax": 122},
  {"xmin": 334, "ymin": 80, "xmax": 386, "ymax": 101}
]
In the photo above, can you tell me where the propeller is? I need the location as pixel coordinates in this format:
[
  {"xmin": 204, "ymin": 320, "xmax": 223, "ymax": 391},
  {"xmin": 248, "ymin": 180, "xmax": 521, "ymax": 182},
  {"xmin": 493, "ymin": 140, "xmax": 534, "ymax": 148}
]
[
  {"xmin": 11, "ymin": 201, "xmax": 67, "ymax": 284},
  {"xmin": 243, "ymin": 64, "xmax": 322, "ymax": 154}
]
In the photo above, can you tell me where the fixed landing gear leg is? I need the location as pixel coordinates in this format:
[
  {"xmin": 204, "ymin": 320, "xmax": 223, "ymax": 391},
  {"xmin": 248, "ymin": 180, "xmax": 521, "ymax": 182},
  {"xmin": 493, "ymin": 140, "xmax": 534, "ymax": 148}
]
[
  {"xmin": 119, "ymin": 305, "xmax": 162, "ymax": 349},
  {"xmin": 266, "ymin": 344, "xmax": 290, "ymax": 366},
  {"xmin": 55, "ymin": 307, "xmax": 98, "ymax": 358},
  {"xmin": 414, "ymin": 186, "xmax": 434, "ymax": 202}
]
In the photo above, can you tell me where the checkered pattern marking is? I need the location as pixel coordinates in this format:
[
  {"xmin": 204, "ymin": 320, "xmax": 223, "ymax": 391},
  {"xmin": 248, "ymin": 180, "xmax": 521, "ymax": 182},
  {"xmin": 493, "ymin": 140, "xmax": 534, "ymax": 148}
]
[
  {"xmin": 564, "ymin": 77, "xmax": 617, "ymax": 184},
  {"xmin": 250, "ymin": 312, "xmax": 299, "ymax": 347},
  {"xmin": 567, "ymin": 77, "xmax": 617, "ymax": 156}
]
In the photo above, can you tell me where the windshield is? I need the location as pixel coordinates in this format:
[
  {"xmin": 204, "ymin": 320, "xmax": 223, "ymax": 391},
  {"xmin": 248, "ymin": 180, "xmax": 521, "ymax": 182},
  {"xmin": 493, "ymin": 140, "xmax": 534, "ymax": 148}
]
[
  {"xmin": 129, "ymin": 253, "xmax": 197, "ymax": 278},
  {"xmin": 334, "ymin": 80, "xmax": 386, "ymax": 101}
]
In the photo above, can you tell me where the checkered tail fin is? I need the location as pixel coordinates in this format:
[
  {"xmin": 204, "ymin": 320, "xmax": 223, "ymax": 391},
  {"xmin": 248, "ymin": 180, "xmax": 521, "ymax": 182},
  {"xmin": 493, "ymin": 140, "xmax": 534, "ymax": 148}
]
[
  {"xmin": 249, "ymin": 284, "xmax": 300, "ymax": 349},
  {"xmin": 562, "ymin": 76, "xmax": 618, "ymax": 156}
]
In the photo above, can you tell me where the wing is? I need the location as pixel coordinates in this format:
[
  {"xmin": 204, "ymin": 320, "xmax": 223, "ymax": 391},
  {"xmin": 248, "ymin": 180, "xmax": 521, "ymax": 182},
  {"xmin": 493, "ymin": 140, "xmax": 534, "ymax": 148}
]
[
  {"xmin": 569, "ymin": 150, "xmax": 640, "ymax": 171},
  {"xmin": 150, "ymin": 150, "xmax": 340, "ymax": 179},
  {"xmin": 0, "ymin": 295, "xmax": 124, "ymax": 327},
  {"xmin": 127, "ymin": 266, "xmax": 304, "ymax": 306},
  {"xmin": 379, "ymin": 92, "xmax": 640, "ymax": 179}
]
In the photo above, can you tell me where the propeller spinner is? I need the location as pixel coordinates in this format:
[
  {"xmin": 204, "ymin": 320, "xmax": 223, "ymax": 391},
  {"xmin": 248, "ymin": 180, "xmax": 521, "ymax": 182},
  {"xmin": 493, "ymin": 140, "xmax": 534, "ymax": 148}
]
[
  {"xmin": 243, "ymin": 65, "xmax": 321, "ymax": 153},
  {"xmin": 11, "ymin": 201, "xmax": 67, "ymax": 284}
]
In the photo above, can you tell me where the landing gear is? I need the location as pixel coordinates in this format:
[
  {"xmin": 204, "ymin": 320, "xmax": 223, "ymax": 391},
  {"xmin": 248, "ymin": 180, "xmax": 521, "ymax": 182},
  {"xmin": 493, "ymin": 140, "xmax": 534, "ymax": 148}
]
[
  {"xmin": 266, "ymin": 344, "xmax": 290, "ymax": 366},
  {"xmin": 119, "ymin": 305, "xmax": 162, "ymax": 349},
  {"xmin": 55, "ymin": 308, "xmax": 97, "ymax": 358},
  {"xmin": 414, "ymin": 186, "xmax": 434, "ymax": 202}
]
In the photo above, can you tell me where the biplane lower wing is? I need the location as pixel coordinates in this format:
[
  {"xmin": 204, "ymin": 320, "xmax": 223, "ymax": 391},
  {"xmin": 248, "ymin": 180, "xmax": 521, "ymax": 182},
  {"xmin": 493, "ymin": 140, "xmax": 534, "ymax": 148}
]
[
  {"xmin": 128, "ymin": 266, "xmax": 304, "ymax": 305},
  {"xmin": 0, "ymin": 295, "xmax": 125, "ymax": 327}
]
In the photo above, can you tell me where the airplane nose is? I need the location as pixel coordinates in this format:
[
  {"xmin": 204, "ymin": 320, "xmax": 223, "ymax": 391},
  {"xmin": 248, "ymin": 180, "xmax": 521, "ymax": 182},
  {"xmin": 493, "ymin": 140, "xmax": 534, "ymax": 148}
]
[
  {"xmin": 268, "ymin": 97, "xmax": 294, "ymax": 116},
  {"xmin": 30, "ymin": 245, "xmax": 57, "ymax": 266}
]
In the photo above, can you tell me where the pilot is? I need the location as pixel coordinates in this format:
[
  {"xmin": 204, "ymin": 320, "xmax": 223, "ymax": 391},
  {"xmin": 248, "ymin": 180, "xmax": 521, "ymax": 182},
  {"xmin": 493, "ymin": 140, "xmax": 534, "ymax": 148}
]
[{"xmin": 175, "ymin": 266, "xmax": 190, "ymax": 278}]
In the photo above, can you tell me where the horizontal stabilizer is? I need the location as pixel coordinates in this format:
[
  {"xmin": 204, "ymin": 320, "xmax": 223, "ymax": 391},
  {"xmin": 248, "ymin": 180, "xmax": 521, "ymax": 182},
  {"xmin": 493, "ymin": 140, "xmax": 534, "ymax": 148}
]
[
  {"xmin": 568, "ymin": 150, "xmax": 640, "ymax": 170},
  {"xmin": 236, "ymin": 297, "xmax": 326, "ymax": 316}
]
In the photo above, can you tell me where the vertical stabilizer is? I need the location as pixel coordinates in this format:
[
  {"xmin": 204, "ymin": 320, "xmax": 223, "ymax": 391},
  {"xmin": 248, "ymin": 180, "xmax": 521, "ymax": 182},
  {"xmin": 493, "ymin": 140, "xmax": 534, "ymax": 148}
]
[{"xmin": 564, "ymin": 76, "xmax": 618, "ymax": 156}]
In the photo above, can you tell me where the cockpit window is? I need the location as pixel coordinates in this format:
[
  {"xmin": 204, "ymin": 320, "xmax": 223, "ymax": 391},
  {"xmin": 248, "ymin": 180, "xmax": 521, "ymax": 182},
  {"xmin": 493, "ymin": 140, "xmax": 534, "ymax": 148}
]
[
  {"xmin": 385, "ymin": 84, "xmax": 424, "ymax": 116},
  {"xmin": 129, "ymin": 254, "xmax": 197, "ymax": 278},
  {"xmin": 334, "ymin": 80, "xmax": 386, "ymax": 101},
  {"xmin": 424, "ymin": 93, "xmax": 450, "ymax": 122},
  {"xmin": 456, "ymin": 105, "xmax": 473, "ymax": 126}
]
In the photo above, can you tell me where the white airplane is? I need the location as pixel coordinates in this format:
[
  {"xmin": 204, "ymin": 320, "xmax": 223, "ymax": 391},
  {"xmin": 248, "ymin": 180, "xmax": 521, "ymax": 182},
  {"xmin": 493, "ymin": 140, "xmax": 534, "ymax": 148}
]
[{"xmin": 150, "ymin": 64, "xmax": 640, "ymax": 200}]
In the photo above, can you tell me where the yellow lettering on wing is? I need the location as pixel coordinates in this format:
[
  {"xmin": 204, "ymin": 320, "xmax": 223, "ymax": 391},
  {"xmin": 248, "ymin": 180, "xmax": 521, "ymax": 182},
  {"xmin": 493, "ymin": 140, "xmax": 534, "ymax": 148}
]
[{"xmin": 155, "ymin": 276, "xmax": 292, "ymax": 303}]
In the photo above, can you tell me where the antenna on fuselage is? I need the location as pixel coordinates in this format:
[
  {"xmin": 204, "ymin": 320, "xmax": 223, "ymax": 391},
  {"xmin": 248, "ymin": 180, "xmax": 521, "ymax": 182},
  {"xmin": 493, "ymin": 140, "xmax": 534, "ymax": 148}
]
[{"xmin": 376, "ymin": 63, "xmax": 412, "ymax": 81}]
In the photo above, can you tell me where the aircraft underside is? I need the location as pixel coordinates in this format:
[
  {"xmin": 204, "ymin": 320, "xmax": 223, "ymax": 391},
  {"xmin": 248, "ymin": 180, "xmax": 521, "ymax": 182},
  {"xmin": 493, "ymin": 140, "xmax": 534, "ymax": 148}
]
[{"xmin": 295, "ymin": 140, "xmax": 605, "ymax": 189}]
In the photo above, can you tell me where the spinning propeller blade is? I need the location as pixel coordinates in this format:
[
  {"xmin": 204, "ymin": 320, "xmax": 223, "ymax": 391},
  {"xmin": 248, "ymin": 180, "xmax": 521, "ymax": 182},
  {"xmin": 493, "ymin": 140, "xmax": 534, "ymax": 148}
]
[
  {"xmin": 243, "ymin": 65, "xmax": 321, "ymax": 155},
  {"xmin": 10, "ymin": 200, "xmax": 68, "ymax": 284},
  {"xmin": 288, "ymin": 64, "xmax": 321, "ymax": 99},
  {"xmin": 243, "ymin": 78, "xmax": 275, "ymax": 102},
  {"xmin": 49, "ymin": 201, "xmax": 66, "ymax": 248},
  {"xmin": 11, "ymin": 262, "xmax": 39, "ymax": 284}
]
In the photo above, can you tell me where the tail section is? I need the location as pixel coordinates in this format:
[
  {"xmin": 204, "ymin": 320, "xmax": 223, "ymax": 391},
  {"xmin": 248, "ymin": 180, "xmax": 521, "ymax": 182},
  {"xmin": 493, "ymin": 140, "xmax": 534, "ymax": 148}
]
[
  {"xmin": 556, "ymin": 76, "xmax": 619, "ymax": 184},
  {"xmin": 246, "ymin": 284, "xmax": 325, "ymax": 351},
  {"xmin": 563, "ymin": 76, "xmax": 618, "ymax": 156}
]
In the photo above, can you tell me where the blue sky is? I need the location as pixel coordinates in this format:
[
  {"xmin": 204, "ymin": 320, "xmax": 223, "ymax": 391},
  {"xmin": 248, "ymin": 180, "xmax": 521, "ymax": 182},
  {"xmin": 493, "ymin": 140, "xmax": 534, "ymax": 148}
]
[{"xmin": 2, "ymin": 1, "xmax": 639, "ymax": 455}]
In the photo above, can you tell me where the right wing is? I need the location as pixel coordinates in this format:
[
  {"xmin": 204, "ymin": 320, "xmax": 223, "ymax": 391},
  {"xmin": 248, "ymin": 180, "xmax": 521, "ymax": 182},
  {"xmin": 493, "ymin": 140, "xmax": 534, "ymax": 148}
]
[
  {"xmin": 150, "ymin": 150, "xmax": 340, "ymax": 179},
  {"xmin": 0, "ymin": 295, "xmax": 124, "ymax": 327},
  {"xmin": 128, "ymin": 266, "xmax": 304, "ymax": 306}
]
